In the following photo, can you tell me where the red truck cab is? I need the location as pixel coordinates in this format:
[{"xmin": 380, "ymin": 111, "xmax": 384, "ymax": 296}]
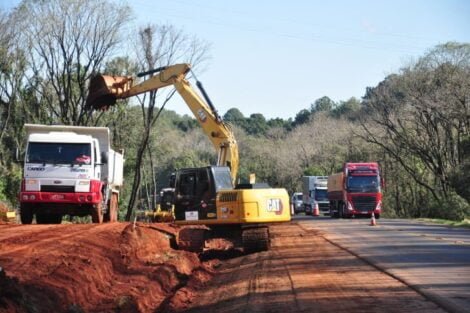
[{"xmin": 328, "ymin": 162, "xmax": 383, "ymax": 218}]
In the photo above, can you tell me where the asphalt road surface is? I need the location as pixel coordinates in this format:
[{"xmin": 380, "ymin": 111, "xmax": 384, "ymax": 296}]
[{"xmin": 296, "ymin": 215, "xmax": 470, "ymax": 313}]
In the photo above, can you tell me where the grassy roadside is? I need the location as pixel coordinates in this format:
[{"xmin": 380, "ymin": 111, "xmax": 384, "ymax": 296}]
[{"xmin": 417, "ymin": 218, "xmax": 470, "ymax": 229}]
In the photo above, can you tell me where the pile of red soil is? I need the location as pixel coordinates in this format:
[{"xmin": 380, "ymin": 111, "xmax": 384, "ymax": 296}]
[{"xmin": 0, "ymin": 223, "xmax": 221, "ymax": 313}]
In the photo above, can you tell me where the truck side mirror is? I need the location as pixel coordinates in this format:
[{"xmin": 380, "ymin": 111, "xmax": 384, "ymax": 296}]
[
  {"xmin": 380, "ymin": 177, "xmax": 385, "ymax": 189},
  {"xmin": 101, "ymin": 151, "xmax": 108, "ymax": 164},
  {"xmin": 15, "ymin": 148, "xmax": 24, "ymax": 164},
  {"xmin": 169, "ymin": 173, "xmax": 176, "ymax": 188}
]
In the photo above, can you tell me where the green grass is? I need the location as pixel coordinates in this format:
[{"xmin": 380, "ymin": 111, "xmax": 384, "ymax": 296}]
[{"xmin": 417, "ymin": 218, "xmax": 470, "ymax": 229}]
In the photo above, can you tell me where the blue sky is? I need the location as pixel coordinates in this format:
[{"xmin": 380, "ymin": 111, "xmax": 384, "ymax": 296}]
[{"xmin": 2, "ymin": 0, "xmax": 469, "ymax": 119}]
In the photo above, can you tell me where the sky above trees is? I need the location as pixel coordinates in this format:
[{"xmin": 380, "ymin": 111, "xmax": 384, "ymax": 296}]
[{"xmin": 1, "ymin": 0, "xmax": 469, "ymax": 120}]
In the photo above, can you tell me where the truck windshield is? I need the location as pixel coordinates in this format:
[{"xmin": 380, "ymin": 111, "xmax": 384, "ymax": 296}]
[
  {"xmin": 347, "ymin": 176, "xmax": 380, "ymax": 193},
  {"xmin": 314, "ymin": 189, "xmax": 328, "ymax": 201},
  {"xmin": 295, "ymin": 194, "xmax": 302, "ymax": 201},
  {"xmin": 27, "ymin": 142, "xmax": 92, "ymax": 165}
]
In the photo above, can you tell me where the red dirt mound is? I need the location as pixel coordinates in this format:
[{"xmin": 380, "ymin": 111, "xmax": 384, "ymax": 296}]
[{"xmin": 0, "ymin": 223, "xmax": 216, "ymax": 313}]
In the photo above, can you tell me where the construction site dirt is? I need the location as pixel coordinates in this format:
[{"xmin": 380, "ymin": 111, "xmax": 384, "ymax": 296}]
[{"xmin": 0, "ymin": 222, "xmax": 445, "ymax": 313}]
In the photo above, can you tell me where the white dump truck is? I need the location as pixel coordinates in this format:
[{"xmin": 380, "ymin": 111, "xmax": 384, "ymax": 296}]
[{"xmin": 19, "ymin": 124, "xmax": 124, "ymax": 224}]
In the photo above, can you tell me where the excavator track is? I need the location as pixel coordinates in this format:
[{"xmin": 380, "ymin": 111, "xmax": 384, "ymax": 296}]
[{"xmin": 242, "ymin": 226, "xmax": 270, "ymax": 253}]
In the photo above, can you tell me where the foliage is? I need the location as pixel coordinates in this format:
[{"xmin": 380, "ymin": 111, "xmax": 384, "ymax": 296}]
[
  {"xmin": 418, "ymin": 218, "xmax": 470, "ymax": 229},
  {"xmin": 0, "ymin": 3, "xmax": 468, "ymax": 221},
  {"xmin": 427, "ymin": 192, "xmax": 470, "ymax": 221},
  {"xmin": 360, "ymin": 42, "xmax": 470, "ymax": 220}
]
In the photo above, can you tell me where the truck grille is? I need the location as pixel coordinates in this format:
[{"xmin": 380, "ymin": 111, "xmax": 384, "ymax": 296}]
[
  {"xmin": 352, "ymin": 196, "xmax": 376, "ymax": 212},
  {"xmin": 218, "ymin": 192, "xmax": 238, "ymax": 203},
  {"xmin": 318, "ymin": 203, "xmax": 330, "ymax": 212},
  {"xmin": 41, "ymin": 185, "xmax": 75, "ymax": 193}
]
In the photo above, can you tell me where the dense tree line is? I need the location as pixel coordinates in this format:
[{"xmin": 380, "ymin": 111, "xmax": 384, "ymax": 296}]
[{"xmin": 0, "ymin": 1, "xmax": 468, "ymax": 220}]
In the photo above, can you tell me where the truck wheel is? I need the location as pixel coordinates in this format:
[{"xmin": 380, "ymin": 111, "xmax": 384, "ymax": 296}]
[
  {"xmin": 20, "ymin": 206, "xmax": 33, "ymax": 224},
  {"xmin": 338, "ymin": 204, "xmax": 344, "ymax": 219},
  {"xmin": 110, "ymin": 193, "xmax": 118, "ymax": 222},
  {"xmin": 104, "ymin": 193, "xmax": 119, "ymax": 222},
  {"xmin": 91, "ymin": 204, "xmax": 103, "ymax": 223}
]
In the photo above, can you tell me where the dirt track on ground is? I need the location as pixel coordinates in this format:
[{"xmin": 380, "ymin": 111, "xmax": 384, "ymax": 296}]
[
  {"xmin": 0, "ymin": 222, "xmax": 446, "ymax": 313},
  {"xmin": 174, "ymin": 223, "xmax": 445, "ymax": 313}
]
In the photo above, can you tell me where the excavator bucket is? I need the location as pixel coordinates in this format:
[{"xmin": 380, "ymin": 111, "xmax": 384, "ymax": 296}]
[{"xmin": 86, "ymin": 75, "xmax": 131, "ymax": 110}]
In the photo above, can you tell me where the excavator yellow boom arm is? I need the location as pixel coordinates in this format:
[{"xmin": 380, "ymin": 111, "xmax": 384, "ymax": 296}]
[{"xmin": 86, "ymin": 63, "xmax": 239, "ymax": 183}]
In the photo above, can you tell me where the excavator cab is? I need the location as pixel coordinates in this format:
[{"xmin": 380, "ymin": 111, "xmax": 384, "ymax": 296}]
[{"xmin": 173, "ymin": 166, "xmax": 233, "ymax": 222}]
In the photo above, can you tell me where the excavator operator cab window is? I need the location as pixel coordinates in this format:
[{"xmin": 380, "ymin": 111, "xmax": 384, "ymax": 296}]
[
  {"xmin": 196, "ymin": 169, "xmax": 211, "ymax": 200},
  {"xmin": 179, "ymin": 174, "xmax": 196, "ymax": 197}
]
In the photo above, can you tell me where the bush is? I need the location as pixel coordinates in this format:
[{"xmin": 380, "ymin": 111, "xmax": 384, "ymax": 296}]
[{"xmin": 429, "ymin": 192, "xmax": 470, "ymax": 221}]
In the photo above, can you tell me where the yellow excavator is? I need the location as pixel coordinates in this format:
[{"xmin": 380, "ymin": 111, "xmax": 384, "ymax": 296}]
[{"xmin": 86, "ymin": 63, "xmax": 291, "ymax": 252}]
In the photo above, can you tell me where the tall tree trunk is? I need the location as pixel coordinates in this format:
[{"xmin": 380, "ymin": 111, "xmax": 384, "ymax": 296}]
[{"xmin": 126, "ymin": 128, "xmax": 151, "ymax": 221}]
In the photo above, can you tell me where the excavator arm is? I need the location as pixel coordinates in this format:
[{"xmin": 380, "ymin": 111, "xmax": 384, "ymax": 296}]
[{"xmin": 86, "ymin": 63, "xmax": 239, "ymax": 183}]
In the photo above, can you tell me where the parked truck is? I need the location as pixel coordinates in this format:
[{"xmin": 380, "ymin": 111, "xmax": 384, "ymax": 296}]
[
  {"xmin": 327, "ymin": 162, "xmax": 382, "ymax": 218},
  {"xmin": 19, "ymin": 124, "xmax": 124, "ymax": 224},
  {"xmin": 302, "ymin": 176, "xmax": 329, "ymax": 215}
]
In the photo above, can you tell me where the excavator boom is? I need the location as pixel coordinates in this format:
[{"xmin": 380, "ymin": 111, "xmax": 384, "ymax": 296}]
[{"xmin": 86, "ymin": 63, "xmax": 238, "ymax": 183}]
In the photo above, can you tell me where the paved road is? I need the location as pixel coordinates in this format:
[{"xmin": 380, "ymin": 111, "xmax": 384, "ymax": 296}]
[{"xmin": 296, "ymin": 215, "xmax": 470, "ymax": 313}]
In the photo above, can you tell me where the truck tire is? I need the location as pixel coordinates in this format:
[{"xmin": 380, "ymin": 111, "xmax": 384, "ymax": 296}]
[
  {"xmin": 104, "ymin": 193, "xmax": 119, "ymax": 222},
  {"xmin": 20, "ymin": 205, "xmax": 33, "ymax": 224},
  {"xmin": 91, "ymin": 204, "xmax": 103, "ymax": 223}
]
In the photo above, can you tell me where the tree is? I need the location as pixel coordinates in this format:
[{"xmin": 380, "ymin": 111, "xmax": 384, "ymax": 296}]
[
  {"xmin": 0, "ymin": 9, "xmax": 29, "ymax": 204},
  {"xmin": 360, "ymin": 42, "xmax": 470, "ymax": 219},
  {"xmin": 224, "ymin": 108, "xmax": 245, "ymax": 121},
  {"xmin": 311, "ymin": 96, "xmax": 335, "ymax": 113},
  {"xmin": 293, "ymin": 109, "xmax": 311, "ymax": 127},
  {"xmin": 14, "ymin": 0, "xmax": 131, "ymax": 126},
  {"xmin": 246, "ymin": 113, "xmax": 268, "ymax": 136},
  {"xmin": 332, "ymin": 97, "xmax": 361, "ymax": 120},
  {"xmin": 125, "ymin": 24, "xmax": 211, "ymax": 220}
]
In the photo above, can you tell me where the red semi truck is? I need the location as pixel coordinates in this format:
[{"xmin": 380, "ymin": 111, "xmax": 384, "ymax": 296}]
[{"xmin": 327, "ymin": 162, "xmax": 383, "ymax": 218}]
